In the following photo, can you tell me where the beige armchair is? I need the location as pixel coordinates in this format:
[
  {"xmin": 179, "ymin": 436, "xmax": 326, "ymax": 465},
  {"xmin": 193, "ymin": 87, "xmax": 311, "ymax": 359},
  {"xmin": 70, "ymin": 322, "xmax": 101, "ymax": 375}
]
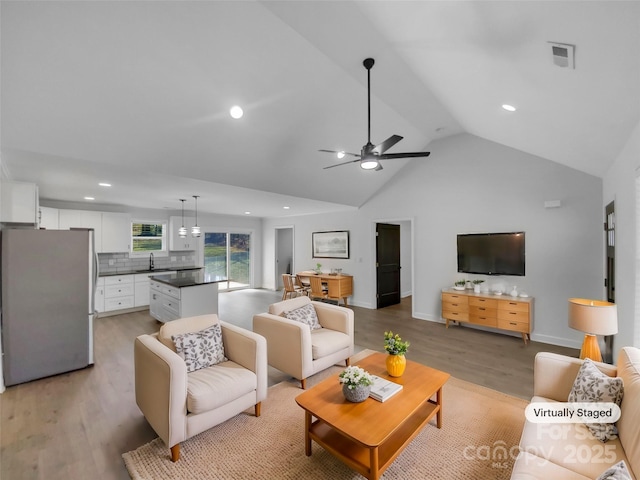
[
  {"xmin": 134, "ymin": 314, "xmax": 267, "ymax": 462},
  {"xmin": 253, "ymin": 296, "xmax": 354, "ymax": 389}
]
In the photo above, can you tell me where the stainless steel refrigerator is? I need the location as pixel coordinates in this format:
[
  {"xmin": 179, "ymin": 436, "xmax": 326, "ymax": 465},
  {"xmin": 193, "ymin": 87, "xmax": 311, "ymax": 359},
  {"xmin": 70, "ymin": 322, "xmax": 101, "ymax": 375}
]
[{"xmin": 1, "ymin": 228, "xmax": 98, "ymax": 386}]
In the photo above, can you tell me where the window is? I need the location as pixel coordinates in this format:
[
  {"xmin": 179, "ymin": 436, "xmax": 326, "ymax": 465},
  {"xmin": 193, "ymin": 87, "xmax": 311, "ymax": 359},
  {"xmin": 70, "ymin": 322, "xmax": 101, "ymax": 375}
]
[{"xmin": 130, "ymin": 220, "xmax": 167, "ymax": 257}]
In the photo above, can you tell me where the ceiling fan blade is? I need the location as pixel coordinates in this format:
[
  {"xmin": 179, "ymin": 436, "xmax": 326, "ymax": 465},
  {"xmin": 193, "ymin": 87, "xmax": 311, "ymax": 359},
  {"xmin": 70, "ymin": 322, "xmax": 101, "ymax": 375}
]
[
  {"xmin": 378, "ymin": 151, "xmax": 431, "ymax": 160},
  {"xmin": 372, "ymin": 135, "xmax": 403, "ymax": 154},
  {"xmin": 318, "ymin": 149, "xmax": 360, "ymax": 158},
  {"xmin": 374, "ymin": 163, "xmax": 383, "ymax": 171},
  {"xmin": 322, "ymin": 158, "xmax": 362, "ymax": 169}
]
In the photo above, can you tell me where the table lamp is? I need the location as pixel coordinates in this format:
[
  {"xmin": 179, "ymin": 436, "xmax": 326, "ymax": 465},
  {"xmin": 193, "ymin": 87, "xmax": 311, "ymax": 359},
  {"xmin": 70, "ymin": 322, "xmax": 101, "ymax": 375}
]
[{"xmin": 568, "ymin": 298, "xmax": 618, "ymax": 362}]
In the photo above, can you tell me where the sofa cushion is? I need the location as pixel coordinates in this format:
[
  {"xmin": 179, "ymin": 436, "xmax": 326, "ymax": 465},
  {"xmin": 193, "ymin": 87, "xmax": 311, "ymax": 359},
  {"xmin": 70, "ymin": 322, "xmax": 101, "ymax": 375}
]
[
  {"xmin": 283, "ymin": 303, "xmax": 321, "ymax": 330},
  {"xmin": 186, "ymin": 360, "xmax": 257, "ymax": 415},
  {"xmin": 158, "ymin": 314, "xmax": 219, "ymax": 353},
  {"xmin": 511, "ymin": 451, "xmax": 592, "ymax": 480},
  {"xmin": 616, "ymin": 347, "xmax": 640, "ymax": 477},
  {"xmin": 310, "ymin": 328, "xmax": 351, "ymax": 360},
  {"xmin": 520, "ymin": 397, "xmax": 632, "ymax": 479},
  {"xmin": 172, "ymin": 323, "xmax": 226, "ymax": 373},
  {"xmin": 568, "ymin": 358, "xmax": 624, "ymax": 442},
  {"xmin": 597, "ymin": 461, "xmax": 633, "ymax": 480}
]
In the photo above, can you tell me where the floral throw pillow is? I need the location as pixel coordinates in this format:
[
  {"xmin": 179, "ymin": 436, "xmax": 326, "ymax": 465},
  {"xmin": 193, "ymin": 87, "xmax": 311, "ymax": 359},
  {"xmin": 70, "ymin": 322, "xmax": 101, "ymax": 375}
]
[
  {"xmin": 596, "ymin": 461, "xmax": 632, "ymax": 480},
  {"xmin": 284, "ymin": 303, "xmax": 321, "ymax": 330},
  {"xmin": 568, "ymin": 358, "xmax": 624, "ymax": 442},
  {"xmin": 172, "ymin": 324, "xmax": 226, "ymax": 373}
]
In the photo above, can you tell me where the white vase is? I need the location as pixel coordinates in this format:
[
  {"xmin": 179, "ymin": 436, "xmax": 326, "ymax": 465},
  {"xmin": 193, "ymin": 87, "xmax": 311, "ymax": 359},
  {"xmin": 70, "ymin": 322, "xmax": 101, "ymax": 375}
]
[{"xmin": 474, "ymin": 285, "xmax": 480, "ymax": 293}]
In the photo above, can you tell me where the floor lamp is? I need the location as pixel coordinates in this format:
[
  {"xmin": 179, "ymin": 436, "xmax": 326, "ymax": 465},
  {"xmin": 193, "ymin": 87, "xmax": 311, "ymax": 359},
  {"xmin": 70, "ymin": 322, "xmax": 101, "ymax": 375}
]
[{"xmin": 568, "ymin": 298, "xmax": 618, "ymax": 363}]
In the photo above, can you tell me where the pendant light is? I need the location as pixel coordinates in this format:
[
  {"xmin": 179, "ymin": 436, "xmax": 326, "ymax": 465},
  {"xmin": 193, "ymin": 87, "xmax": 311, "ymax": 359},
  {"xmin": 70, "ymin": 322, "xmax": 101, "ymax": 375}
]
[
  {"xmin": 178, "ymin": 199, "xmax": 187, "ymax": 238},
  {"xmin": 191, "ymin": 195, "xmax": 201, "ymax": 237}
]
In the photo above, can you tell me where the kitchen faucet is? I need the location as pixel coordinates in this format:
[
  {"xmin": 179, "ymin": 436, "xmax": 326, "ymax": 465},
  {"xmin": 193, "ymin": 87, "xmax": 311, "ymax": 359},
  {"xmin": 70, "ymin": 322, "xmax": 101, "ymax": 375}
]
[{"xmin": 149, "ymin": 253, "xmax": 154, "ymax": 271}]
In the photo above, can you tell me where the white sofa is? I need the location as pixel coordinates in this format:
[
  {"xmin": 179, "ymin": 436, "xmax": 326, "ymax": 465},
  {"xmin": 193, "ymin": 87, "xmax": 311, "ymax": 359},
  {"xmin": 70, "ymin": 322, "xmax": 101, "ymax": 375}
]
[
  {"xmin": 511, "ymin": 347, "xmax": 640, "ymax": 479},
  {"xmin": 252, "ymin": 296, "xmax": 354, "ymax": 389},
  {"xmin": 134, "ymin": 314, "xmax": 267, "ymax": 462}
]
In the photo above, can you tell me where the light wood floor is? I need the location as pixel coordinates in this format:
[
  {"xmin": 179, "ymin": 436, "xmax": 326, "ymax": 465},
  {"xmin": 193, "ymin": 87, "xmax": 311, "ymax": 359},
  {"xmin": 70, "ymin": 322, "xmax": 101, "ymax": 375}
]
[{"xmin": 0, "ymin": 289, "xmax": 578, "ymax": 479}]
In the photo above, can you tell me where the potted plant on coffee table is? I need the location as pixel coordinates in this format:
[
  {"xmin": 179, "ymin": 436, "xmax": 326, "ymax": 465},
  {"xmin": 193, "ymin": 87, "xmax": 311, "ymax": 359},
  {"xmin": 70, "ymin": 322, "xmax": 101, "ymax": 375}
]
[
  {"xmin": 338, "ymin": 365, "xmax": 373, "ymax": 403},
  {"xmin": 384, "ymin": 331, "xmax": 410, "ymax": 377}
]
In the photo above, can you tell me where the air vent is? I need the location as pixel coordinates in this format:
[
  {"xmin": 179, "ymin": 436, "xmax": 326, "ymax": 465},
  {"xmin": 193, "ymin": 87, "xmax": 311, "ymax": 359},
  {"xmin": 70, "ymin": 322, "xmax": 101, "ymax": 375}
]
[{"xmin": 548, "ymin": 42, "xmax": 575, "ymax": 69}]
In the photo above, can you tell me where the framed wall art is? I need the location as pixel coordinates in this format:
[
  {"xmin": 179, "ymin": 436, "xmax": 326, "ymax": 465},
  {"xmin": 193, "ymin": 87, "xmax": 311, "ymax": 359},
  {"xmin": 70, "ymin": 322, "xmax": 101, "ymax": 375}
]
[{"xmin": 312, "ymin": 231, "xmax": 350, "ymax": 259}]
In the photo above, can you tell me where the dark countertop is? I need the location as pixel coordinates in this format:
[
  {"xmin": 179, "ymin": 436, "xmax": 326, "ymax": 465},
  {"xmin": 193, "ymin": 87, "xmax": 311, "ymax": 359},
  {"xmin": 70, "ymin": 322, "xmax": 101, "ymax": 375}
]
[
  {"xmin": 99, "ymin": 267, "xmax": 203, "ymax": 277},
  {"xmin": 150, "ymin": 270, "xmax": 227, "ymax": 288}
]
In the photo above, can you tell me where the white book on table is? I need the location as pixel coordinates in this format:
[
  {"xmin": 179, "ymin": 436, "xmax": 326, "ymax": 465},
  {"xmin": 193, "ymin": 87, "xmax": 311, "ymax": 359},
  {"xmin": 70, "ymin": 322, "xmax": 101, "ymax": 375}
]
[{"xmin": 369, "ymin": 375, "xmax": 403, "ymax": 402}]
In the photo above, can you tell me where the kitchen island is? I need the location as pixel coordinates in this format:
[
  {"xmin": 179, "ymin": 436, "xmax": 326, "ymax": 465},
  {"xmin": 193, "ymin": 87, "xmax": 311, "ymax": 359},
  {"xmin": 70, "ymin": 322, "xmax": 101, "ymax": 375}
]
[{"xmin": 149, "ymin": 270, "xmax": 225, "ymax": 323}]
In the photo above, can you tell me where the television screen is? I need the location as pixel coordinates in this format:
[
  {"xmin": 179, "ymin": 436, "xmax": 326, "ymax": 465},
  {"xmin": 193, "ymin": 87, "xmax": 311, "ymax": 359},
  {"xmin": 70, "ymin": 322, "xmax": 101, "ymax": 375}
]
[{"xmin": 457, "ymin": 232, "xmax": 525, "ymax": 276}]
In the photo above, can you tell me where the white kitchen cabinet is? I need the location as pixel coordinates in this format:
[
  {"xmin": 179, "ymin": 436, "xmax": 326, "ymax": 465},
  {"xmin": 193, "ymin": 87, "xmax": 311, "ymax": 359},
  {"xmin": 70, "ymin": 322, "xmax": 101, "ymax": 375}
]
[
  {"xmin": 149, "ymin": 280, "xmax": 163, "ymax": 320},
  {"xmin": 149, "ymin": 279, "xmax": 218, "ymax": 323},
  {"xmin": 169, "ymin": 216, "xmax": 196, "ymax": 251},
  {"xmin": 59, "ymin": 209, "xmax": 103, "ymax": 251},
  {"xmin": 134, "ymin": 271, "xmax": 170, "ymax": 307},
  {"xmin": 95, "ymin": 277, "xmax": 105, "ymax": 313},
  {"xmin": 39, "ymin": 206, "xmax": 59, "ymax": 229},
  {"xmin": 101, "ymin": 212, "xmax": 131, "ymax": 253},
  {"xmin": 103, "ymin": 275, "xmax": 134, "ymax": 311},
  {"xmin": 1, "ymin": 180, "xmax": 39, "ymax": 224}
]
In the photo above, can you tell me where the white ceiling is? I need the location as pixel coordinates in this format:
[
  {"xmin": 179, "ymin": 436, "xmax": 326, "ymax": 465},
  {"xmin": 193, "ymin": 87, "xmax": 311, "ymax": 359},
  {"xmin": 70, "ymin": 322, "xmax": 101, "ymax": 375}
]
[{"xmin": 2, "ymin": 1, "xmax": 639, "ymax": 218}]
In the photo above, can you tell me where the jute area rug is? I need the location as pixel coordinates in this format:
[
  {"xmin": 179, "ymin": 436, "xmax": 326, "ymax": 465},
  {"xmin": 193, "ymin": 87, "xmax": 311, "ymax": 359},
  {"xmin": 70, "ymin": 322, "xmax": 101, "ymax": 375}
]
[{"xmin": 123, "ymin": 351, "xmax": 528, "ymax": 479}]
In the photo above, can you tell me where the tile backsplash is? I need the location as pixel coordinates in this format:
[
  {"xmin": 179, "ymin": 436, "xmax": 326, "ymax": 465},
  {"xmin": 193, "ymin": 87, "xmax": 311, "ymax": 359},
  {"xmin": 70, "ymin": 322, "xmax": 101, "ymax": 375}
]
[{"xmin": 98, "ymin": 251, "xmax": 197, "ymax": 274}]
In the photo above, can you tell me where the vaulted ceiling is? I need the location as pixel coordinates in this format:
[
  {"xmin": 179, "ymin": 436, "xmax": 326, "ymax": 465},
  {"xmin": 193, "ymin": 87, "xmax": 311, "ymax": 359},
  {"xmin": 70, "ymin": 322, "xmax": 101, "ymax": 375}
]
[{"xmin": 2, "ymin": 1, "xmax": 639, "ymax": 217}]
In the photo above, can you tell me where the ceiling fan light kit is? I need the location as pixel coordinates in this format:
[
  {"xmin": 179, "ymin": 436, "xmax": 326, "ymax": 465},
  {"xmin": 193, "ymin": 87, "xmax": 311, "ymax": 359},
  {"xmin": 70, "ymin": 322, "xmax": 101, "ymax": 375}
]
[{"xmin": 320, "ymin": 58, "xmax": 430, "ymax": 171}]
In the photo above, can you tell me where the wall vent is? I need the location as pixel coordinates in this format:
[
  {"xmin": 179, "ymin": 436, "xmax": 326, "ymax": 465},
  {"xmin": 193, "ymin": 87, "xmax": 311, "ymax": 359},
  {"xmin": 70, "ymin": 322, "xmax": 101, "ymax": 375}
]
[{"xmin": 548, "ymin": 42, "xmax": 575, "ymax": 69}]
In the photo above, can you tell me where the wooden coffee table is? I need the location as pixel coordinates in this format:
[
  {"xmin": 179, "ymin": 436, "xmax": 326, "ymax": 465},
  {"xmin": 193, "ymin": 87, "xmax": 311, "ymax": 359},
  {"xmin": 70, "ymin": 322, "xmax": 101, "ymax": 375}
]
[{"xmin": 295, "ymin": 352, "xmax": 450, "ymax": 480}]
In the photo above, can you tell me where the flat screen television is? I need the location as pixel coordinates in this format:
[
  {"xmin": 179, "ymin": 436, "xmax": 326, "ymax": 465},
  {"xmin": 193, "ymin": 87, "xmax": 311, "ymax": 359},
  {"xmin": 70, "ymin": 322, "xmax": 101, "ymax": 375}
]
[{"xmin": 457, "ymin": 232, "xmax": 525, "ymax": 276}]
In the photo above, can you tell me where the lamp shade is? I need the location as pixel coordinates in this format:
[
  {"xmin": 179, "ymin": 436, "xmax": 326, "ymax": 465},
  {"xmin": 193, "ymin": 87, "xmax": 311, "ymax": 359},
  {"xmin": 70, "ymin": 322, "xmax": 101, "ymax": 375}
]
[{"xmin": 568, "ymin": 298, "xmax": 618, "ymax": 336}]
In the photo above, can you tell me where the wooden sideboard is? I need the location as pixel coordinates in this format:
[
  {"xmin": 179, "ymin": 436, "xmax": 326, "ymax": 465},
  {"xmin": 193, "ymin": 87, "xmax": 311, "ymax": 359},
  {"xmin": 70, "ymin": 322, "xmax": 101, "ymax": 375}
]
[
  {"xmin": 441, "ymin": 288, "xmax": 533, "ymax": 344},
  {"xmin": 297, "ymin": 272, "xmax": 353, "ymax": 306}
]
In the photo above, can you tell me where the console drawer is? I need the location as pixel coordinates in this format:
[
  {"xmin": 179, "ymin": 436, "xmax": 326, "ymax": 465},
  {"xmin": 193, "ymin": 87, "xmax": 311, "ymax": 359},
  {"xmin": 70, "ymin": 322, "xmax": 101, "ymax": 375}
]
[
  {"xmin": 498, "ymin": 300, "xmax": 529, "ymax": 313},
  {"xmin": 497, "ymin": 309, "xmax": 529, "ymax": 323},
  {"xmin": 469, "ymin": 297, "xmax": 498, "ymax": 309},
  {"xmin": 442, "ymin": 309, "xmax": 469, "ymax": 322},
  {"xmin": 498, "ymin": 317, "xmax": 529, "ymax": 333},
  {"xmin": 470, "ymin": 314, "xmax": 498, "ymax": 327}
]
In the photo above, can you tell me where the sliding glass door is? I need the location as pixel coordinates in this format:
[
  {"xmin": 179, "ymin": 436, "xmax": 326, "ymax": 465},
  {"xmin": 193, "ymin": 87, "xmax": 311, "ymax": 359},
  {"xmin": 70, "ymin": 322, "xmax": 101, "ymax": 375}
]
[{"xmin": 204, "ymin": 231, "xmax": 251, "ymax": 290}]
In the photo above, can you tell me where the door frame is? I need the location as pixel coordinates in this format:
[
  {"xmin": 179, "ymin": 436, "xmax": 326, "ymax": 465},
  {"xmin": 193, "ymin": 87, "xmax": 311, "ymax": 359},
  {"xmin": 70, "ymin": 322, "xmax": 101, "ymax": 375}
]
[
  {"xmin": 274, "ymin": 226, "xmax": 295, "ymax": 291},
  {"xmin": 370, "ymin": 217, "xmax": 415, "ymax": 312}
]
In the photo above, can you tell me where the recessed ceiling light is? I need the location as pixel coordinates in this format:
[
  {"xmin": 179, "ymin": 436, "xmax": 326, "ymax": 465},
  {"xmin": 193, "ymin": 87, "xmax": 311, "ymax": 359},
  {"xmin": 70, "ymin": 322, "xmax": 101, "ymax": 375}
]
[
  {"xmin": 84, "ymin": 196, "xmax": 95, "ymax": 200},
  {"xmin": 244, "ymin": 211, "xmax": 251, "ymax": 215},
  {"xmin": 337, "ymin": 151, "xmax": 345, "ymax": 159},
  {"xmin": 283, "ymin": 206, "xmax": 290, "ymax": 210},
  {"xmin": 502, "ymin": 104, "xmax": 517, "ymax": 112},
  {"xmin": 98, "ymin": 182, "xmax": 112, "ymax": 187},
  {"xmin": 230, "ymin": 105, "xmax": 243, "ymax": 119}
]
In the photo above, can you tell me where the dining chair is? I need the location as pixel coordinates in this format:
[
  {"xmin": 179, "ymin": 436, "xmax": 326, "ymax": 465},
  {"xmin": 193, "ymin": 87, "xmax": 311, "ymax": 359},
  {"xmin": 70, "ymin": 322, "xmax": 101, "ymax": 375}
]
[
  {"xmin": 308, "ymin": 276, "xmax": 328, "ymax": 301},
  {"xmin": 282, "ymin": 274, "xmax": 304, "ymax": 301},
  {"xmin": 295, "ymin": 274, "xmax": 311, "ymax": 296}
]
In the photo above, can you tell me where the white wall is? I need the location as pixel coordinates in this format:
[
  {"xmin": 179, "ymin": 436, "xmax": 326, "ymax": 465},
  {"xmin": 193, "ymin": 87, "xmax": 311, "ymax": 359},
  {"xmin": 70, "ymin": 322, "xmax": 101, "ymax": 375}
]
[
  {"xmin": 263, "ymin": 133, "xmax": 604, "ymax": 348},
  {"xmin": 603, "ymin": 120, "xmax": 640, "ymax": 358}
]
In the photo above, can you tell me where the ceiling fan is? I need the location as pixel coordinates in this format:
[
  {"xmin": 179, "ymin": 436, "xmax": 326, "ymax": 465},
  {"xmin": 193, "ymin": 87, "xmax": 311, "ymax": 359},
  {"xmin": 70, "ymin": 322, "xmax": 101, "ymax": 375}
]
[{"xmin": 320, "ymin": 58, "xmax": 430, "ymax": 171}]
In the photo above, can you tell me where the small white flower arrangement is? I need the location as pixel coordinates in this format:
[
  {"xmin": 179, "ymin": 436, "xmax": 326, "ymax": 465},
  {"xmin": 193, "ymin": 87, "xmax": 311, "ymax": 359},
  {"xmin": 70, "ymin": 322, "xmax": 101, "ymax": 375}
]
[{"xmin": 338, "ymin": 365, "xmax": 373, "ymax": 390}]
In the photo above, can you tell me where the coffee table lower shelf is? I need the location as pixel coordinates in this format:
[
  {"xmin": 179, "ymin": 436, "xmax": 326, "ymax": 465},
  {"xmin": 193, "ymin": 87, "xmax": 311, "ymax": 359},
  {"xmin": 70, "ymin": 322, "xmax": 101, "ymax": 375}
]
[{"xmin": 306, "ymin": 398, "xmax": 440, "ymax": 480}]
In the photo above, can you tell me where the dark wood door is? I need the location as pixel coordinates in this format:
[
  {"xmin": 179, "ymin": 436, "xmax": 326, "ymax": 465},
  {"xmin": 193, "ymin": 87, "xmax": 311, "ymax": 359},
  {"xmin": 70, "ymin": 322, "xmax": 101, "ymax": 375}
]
[
  {"xmin": 604, "ymin": 201, "xmax": 615, "ymax": 363},
  {"xmin": 376, "ymin": 223, "xmax": 401, "ymax": 308}
]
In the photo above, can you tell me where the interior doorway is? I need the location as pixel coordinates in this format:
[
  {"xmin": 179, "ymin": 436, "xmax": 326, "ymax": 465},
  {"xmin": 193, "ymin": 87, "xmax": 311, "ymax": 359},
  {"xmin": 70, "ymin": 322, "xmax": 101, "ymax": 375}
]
[
  {"xmin": 375, "ymin": 221, "xmax": 412, "ymax": 309},
  {"xmin": 604, "ymin": 201, "xmax": 615, "ymax": 363},
  {"xmin": 275, "ymin": 227, "xmax": 293, "ymax": 290}
]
